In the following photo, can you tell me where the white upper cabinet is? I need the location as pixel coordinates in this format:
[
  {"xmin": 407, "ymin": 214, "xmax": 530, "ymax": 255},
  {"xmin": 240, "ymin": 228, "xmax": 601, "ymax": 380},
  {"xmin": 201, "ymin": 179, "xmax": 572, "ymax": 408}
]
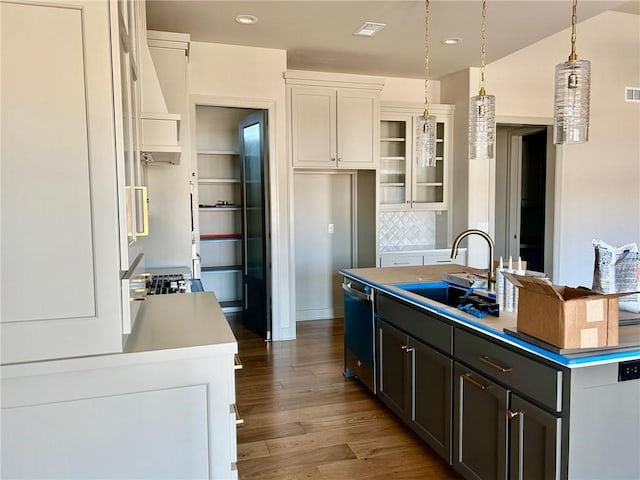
[
  {"xmin": 379, "ymin": 103, "xmax": 454, "ymax": 211},
  {"xmin": 286, "ymin": 71, "xmax": 383, "ymax": 169},
  {"xmin": 0, "ymin": 0, "xmax": 142, "ymax": 364}
]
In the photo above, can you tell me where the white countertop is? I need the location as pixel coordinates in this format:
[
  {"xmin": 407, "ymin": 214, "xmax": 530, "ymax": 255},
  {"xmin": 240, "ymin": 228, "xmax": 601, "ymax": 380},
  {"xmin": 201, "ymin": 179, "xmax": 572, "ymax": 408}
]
[
  {"xmin": 125, "ymin": 292, "xmax": 237, "ymax": 354},
  {"xmin": 2, "ymin": 292, "xmax": 236, "ymax": 379}
]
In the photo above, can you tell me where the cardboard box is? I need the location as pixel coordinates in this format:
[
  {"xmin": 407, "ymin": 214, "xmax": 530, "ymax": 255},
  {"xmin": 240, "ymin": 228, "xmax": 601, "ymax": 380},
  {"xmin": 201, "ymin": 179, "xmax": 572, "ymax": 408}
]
[{"xmin": 503, "ymin": 273, "xmax": 620, "ymax": 349}]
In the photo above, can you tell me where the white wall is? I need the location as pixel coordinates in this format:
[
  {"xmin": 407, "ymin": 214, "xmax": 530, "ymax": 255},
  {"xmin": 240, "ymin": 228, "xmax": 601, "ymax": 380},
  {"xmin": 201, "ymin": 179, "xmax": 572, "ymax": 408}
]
[
  {"xmin": 188, "ymin": 42, "xmax": 295, "ymax": 340},
  {"xmin": 440, "ymin": 69, "xmax": 489, "ymax": 266},
  {"xmin": 380, "ymin": 77, "xmax": 440, "ymax": 104},
  {"xmin": 486, "ymin": 11, "xmax": 640, "ymax": 286}
]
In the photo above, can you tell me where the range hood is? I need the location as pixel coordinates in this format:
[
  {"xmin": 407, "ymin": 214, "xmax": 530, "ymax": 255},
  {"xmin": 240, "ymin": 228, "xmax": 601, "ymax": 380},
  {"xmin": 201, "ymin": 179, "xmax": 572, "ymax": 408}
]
[{"xmin": 140, "ymin": 35, "xmax": 181, "ymax": 165}]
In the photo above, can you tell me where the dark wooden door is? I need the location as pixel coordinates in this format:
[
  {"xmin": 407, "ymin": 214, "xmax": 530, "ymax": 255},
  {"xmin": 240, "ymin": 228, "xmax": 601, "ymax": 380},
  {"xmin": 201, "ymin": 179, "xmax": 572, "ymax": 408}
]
[
  {"xmin": 377, "ymin": 320, "xmax": 409, "ymax": 420},
  {"xmin": 410, "ymin": 338, "xmax": 453, "ymax": 463},
  {"xmin": 453, "ymin": 363, "xmax": 509, "ymax": 480},
  {"xmin": 238, "ymin": 111, "xmax": 271, "ymax": 339},
  {"xmin": 509, "ymin": 394, "xmax": 561, "ymax": 479}
]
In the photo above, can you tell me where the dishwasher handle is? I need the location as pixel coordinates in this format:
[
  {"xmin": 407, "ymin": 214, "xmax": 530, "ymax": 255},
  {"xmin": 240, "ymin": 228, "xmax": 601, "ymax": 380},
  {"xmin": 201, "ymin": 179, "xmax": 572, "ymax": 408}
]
[{"xmin": 342, "ymin": 281, "xmax": 373, "ymax": 302}]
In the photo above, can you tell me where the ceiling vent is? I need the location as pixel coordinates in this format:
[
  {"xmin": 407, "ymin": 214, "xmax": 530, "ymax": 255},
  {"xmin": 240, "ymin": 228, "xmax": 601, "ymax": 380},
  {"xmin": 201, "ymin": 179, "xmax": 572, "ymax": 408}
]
[
  {"xmin": 625, "ymin": 87, "xmax": 640, "ymax": 103},
  {"xmin": 353, "ymin": 22, "xmax": 386, "ymax": 37}
]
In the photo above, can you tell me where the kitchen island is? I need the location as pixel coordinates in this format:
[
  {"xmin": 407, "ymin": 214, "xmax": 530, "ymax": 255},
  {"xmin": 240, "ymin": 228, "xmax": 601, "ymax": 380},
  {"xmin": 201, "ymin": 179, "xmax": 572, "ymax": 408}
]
[
  {"xmin": 1, "ymin": 292, "xmax": 239, "ymax": 479},
  {"xmin": 342, "ymin": 264, "xmax": 640, "ymax": 480}
]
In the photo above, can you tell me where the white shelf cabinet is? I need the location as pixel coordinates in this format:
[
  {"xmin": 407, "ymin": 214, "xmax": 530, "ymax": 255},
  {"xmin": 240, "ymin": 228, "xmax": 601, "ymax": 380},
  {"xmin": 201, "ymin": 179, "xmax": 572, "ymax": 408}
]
[
  {"xmin": 0, "ymin": 0, "xmax": 141, "ymax": 364},
  {"xmin": 285, "ymin": 70, "xmax": 384, "ymax": 169},
  {"xmin": 379, "ymin": 103, "xmax": 454, "ymax": 211}
]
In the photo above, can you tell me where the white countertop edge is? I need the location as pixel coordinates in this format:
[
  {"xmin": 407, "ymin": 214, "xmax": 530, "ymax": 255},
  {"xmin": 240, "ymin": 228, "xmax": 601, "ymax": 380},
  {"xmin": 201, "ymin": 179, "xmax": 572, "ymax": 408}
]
[{"xmin": 0, "ymin": 342, "xmax": 237, "ymax": 379}]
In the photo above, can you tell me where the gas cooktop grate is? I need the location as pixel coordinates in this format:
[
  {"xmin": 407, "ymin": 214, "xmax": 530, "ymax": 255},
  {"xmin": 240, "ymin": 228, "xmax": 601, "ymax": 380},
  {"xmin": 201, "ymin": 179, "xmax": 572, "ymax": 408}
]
[{"xmin": 146, "ymin": 274, "xmax": 187, "ymax": 295}]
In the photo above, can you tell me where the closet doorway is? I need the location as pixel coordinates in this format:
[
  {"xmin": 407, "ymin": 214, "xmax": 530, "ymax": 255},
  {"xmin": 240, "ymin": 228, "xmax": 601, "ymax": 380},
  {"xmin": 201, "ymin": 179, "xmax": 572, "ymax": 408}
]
[
  {"xmin": 495, "ymin": 125, "xmax": 555, "ymax": 275},
  {"xmin": 193, "ymin": 104, "xmax": 271, "ymax": 339}
]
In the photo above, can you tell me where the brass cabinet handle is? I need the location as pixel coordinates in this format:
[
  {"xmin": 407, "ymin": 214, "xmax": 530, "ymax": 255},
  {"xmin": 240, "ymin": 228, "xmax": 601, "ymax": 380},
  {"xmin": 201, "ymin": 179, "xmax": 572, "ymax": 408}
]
[
  {"xmin": 331, "ymin": 157, "xmax": 336, "ymax": 162},
  {"xmin": 134, "ymin": 186, "xmax": 149, "ymax": 236},
  {"xmin": 479, "ymin": 355, "xmax": 513, "ymax": 373},
  {"xmin": 462, "ymin": 373, "xmax": 490, "ymax": 391},
  {"xmin": 234, "ymin": 354, "xmax": 243, "ymax": 370},
  {"xmin": 233, "ymin": 404, "xmax": 244, "ymax": 425}
]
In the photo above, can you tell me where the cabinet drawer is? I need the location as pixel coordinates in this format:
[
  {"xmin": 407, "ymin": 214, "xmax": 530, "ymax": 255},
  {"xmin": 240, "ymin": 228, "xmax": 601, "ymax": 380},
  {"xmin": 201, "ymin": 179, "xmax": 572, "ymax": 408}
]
[
  {"xmin": 423, "ymin": 250, "xmax": 466, "ymax": 266},
  {"xmin": 455, "ymin": 329, "xmax": 562, "ymax": 412},
  {"xmin": 377, "ymin": 293, "xmax": 452, "ymax": 355},
  {"xmin": 380, "ymin": 254, "xmax": 423, "ymax": 267}
]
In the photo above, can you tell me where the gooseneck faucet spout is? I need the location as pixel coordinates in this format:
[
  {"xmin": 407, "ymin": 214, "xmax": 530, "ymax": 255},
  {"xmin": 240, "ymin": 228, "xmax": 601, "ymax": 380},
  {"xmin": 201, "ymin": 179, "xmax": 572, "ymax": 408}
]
[{"xmin": 450, "ymin": 229, "xmax": 496, "ymax": 292}]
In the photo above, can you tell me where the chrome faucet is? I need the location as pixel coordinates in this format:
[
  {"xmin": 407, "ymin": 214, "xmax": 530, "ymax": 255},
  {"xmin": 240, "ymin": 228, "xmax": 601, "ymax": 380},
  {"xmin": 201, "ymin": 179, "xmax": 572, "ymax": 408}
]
[{"xmin": 450, "ymin": 229, "xmax": 496, "ymax": 292}]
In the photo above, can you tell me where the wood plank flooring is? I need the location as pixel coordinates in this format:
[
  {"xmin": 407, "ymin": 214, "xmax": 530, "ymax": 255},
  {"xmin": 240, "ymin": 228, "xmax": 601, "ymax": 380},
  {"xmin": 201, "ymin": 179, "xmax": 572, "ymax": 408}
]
[{"xmin": 229, "ymin": 317, "xmax": 461, "ymax": 480}]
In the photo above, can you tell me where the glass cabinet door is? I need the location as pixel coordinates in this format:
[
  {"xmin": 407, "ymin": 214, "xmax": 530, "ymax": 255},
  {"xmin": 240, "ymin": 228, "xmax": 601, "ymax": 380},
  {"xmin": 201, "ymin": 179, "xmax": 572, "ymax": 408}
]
[
  {"xmin": 379, "ymin": 118, "xmax": 410, "ymax": 208},
  {"xmin": 412, "ymin": 120, "xmax": 445, "ymax": 206}
]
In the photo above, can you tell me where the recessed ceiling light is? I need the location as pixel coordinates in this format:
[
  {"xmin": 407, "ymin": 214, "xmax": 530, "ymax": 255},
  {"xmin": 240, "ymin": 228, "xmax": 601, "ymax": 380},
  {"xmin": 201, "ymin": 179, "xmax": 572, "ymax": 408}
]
[
  {"xmin": 442, "ymin": 37, "xmax": 462, "ymax": 45},
  {"xmin": 353, "ymin": 22, "xmax": 387, "ymax": 37},
  {"xmin": 235, "ymin": 14, "xmax": 258, "ymax": 25}
]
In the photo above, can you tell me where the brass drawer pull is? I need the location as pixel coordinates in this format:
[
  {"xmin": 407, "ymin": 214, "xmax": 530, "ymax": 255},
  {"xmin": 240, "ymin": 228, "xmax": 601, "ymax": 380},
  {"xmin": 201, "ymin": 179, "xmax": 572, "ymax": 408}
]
[
  {"xmin": 462, "ymin": 373, "xmax": 490, "ymax": 391},
  {"xmin": 234, "ymin": 354, "xmax": 243, "ymax": 370},
  {"xmin": 479, "ymin": 355, "xmax": 513, "ymax": 373},
  {"xmin": 233, "ymin": 404, "xmax": 244, "ymax": 425}
]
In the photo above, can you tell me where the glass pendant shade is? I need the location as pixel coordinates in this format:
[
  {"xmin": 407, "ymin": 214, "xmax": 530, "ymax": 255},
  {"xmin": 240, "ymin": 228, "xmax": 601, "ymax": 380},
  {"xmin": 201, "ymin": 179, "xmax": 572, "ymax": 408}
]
[
  {"xmin": 553, "ymin": 59, "xmax": 591, "ymax": 144},
  {"xmin": 469, "ymin": 94, "xmax": 496, "ymax": 160},
  {"xmin": 416, "ymin": 114, "xmax": 437, "ymax": 167}
]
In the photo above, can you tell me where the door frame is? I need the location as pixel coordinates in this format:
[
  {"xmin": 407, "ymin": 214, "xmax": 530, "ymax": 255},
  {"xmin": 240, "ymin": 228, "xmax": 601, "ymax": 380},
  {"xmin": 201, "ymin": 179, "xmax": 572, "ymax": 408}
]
[
  {"xmin": 496, "ymin": 118, "xmax": 556, "ymax": 277},
  {"xmin": 189, "ymin": 95, "xmax": 280, "ymax": 333}
]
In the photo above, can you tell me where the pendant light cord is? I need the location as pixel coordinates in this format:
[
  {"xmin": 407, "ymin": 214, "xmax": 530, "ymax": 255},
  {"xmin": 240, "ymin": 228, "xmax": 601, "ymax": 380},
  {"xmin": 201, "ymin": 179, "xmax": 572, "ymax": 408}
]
[
  {"xmin": 423, "ymin": 0, "xmax": 430, "ymax": 117},
  {"xmin": 569, "ymin": 0, "xmax": 578, "ymax": 61},
  {"xmin": 479, "ymin": 0, "xmax": 487, "ymax": 96}
]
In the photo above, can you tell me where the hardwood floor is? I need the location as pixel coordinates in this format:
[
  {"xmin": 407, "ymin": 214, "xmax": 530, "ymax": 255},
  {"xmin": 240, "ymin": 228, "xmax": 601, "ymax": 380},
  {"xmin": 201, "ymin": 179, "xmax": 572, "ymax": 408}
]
[{"xmin": 229, "ymin": 317, "xmax": 460, "ymax": 480}]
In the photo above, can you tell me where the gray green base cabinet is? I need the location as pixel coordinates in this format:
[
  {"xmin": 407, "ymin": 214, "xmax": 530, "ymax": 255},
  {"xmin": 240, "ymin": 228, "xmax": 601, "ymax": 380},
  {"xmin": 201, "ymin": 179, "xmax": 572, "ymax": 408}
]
[
  {"xmin": 374, "ymin": 291, "xmax": 640, "ymax": 480},
  {"xmin": 377, "ymin": 319, "xmax": 452, "ymax": 461}
]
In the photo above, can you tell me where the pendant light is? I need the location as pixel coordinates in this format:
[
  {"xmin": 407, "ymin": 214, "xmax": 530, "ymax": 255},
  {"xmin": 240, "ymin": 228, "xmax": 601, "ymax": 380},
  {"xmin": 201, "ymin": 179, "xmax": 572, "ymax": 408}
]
[
  {"xmin": 553, "ymin": 0, "xmax": 590, "ymax": 144},
  {"xmin": 415, "ymin": 0, "xmax": 437, "ymax": 168},
  {"xmin": 469, "ymin": 0, "xmax": 495, "ymax": 160}
]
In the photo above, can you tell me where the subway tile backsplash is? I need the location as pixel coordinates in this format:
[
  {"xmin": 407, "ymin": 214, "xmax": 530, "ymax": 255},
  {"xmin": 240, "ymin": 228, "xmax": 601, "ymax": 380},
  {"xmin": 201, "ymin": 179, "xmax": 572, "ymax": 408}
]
[{"xmin": 379, "ymin": 211, "xmax": 436, "ymax": 250}]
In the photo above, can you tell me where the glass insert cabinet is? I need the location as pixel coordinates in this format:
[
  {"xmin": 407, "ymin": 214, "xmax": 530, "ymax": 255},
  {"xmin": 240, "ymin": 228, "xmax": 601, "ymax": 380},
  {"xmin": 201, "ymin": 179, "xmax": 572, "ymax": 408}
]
[{"xmin": 379, "ymin": 103, "xmax": 454, "ymax": 211}]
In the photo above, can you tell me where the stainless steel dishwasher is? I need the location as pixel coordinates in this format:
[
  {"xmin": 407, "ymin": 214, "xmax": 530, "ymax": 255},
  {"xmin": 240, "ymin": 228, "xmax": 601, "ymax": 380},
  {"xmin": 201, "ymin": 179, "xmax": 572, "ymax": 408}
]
[{"xmin": 342, "ymin": 277, "xmax": 376, "ymax": 393}]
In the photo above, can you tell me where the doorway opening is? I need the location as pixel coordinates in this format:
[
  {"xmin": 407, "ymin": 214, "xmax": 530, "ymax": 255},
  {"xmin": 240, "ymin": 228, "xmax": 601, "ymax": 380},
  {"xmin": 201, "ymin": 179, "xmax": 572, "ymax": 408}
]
[
  {"xmin": 193, "ymin": 105, "xmax": 272, "ymax": 339},
  {"xmin": 495, "ymin": 125, "xmax": 555, "ymax": 275}
]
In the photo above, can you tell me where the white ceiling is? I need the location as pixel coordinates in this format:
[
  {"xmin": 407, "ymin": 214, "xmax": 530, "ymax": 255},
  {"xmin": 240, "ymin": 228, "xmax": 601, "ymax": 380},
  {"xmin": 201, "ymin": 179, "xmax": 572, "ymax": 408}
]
[{"xmin": 146, "ymin": 0, "xmax": 640, "ymax": 80}]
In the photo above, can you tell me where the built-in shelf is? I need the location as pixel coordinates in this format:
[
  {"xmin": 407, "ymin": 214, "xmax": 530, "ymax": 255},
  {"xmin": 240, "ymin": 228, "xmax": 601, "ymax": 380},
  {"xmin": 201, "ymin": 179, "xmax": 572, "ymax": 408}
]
[
  {"xmin": 219, "ymin": 300, "xmax": 243, "ymax": 312},
  {"xmin": 199, "ymin": 207, "xmax": 241, "ymax": 211},
  {"xmin": 199, "ymin": 178, "xmax": 241, "ymax": 185},
  {"xmin": 200, "ymin": 234, "xmax": 242, "ymax": 241},
  {"xmin": 201, "ymin": 265, "xmax": 243, "ymax": 272},
  {"xmin": 197, "ymin": 149, "xmax": 239, "ymax": 156}
]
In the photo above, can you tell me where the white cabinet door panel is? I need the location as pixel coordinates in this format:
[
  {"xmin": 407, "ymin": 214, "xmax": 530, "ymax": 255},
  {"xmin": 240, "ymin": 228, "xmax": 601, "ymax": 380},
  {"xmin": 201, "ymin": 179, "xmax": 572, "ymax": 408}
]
[
  {"xmin": 338, "ymin": 89, "xmax": 378, "ymax": 168},
  {"xmin": 1, "ymin": 0, "xmax": 122, "ymax": 363},
  {"xmin": 2, "ymin": 385, "xmax": 210, "ymax": 479},
  {"xmin": 291, "ymin": 86, "xmax": 336, "ymax": 167},
  {"xmin": 1, "ymin": 2, "xmax": 95, "ymax": 322}
]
